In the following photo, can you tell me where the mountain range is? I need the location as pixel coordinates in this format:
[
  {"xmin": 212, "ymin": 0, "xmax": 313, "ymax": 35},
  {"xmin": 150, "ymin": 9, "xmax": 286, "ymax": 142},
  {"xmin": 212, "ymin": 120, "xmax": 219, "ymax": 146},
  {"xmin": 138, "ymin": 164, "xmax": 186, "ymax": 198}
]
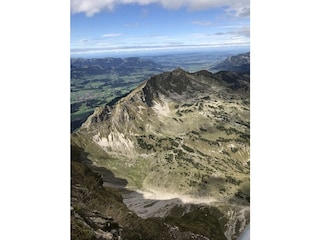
[
  {"xmin": 71, "ymin": 57, "xmax": 250, "ymax": 240},
  {"xmin": 210, "ymin": 52, "xmax": 250, "ymax": 73},
  {"xmin": 71, "ymin": 52, "xmax": 249, "ymax": 133}
]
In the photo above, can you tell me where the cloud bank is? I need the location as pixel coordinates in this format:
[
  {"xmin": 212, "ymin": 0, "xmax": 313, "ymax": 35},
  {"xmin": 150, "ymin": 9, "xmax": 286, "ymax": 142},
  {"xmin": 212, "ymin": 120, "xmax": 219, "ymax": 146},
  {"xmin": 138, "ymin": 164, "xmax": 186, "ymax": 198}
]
[
  {"xmin": 71, "ymin": 0, "xmax": 250, "ymax": 17},
  {"xmin": 70, "ymin": 41, "xmax": 250, "ymax": 56}
]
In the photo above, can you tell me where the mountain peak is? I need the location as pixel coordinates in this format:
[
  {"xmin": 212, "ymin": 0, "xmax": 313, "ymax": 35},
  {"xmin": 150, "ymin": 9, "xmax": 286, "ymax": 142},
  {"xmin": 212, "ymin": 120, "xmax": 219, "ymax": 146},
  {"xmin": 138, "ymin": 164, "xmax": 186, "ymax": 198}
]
[
  {"xmin": 81, "ymin": 68, "xmax": 249, "ymax": 129},
  {"xmin": 172, "ymin": 67, "xmax": 187, "ymax": 73},
  {"xmin": 73, "ymin": 67, "xmax": 250, "ymax": 239}
]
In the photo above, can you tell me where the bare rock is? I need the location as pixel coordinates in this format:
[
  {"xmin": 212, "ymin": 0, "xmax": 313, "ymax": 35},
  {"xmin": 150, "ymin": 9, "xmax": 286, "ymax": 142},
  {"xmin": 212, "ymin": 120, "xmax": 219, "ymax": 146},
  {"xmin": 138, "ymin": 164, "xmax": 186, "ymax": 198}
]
[{"xmin": 94, "ymin": 229, "xmax": 113, "ymax": 240}]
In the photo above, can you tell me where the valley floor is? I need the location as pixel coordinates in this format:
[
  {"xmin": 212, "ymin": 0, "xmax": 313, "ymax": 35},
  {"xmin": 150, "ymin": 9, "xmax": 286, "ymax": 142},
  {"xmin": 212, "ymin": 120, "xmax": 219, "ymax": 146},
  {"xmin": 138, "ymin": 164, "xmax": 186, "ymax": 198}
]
[{"xmin": 103, "ymin": 180, "xmax": 249, "ymax": 240}]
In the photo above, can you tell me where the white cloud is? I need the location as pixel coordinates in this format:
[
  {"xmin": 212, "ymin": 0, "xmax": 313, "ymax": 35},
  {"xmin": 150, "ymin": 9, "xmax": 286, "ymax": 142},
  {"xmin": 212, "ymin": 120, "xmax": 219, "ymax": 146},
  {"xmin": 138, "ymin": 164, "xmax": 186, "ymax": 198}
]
[
  {"xmin": 192, "ymin": 21, "xmax": 212, "ymax": 26},
  {"xmin": 71, "ymin": 0, "xmax": 250, "ymax": 17},
  {"xmin": 124, "ymin": 22, "xmax": 139, "ymax": 28},
  {"xmin": 238, "ymin": 26, "xmax": 250, "ymax": 38},
  {"xmin": 79, "ymin": 39, "xmax": 89, "ymax": 43},
  {"xmin": 140, "ymin": 8, "xmax": 149, "ymax": 17},
  {"xmin": 214, "ymin": 26, "xmax": 250, "ymax": 38},
  {"xmin": 102, "ymin": 33, "xmax": 122, "ymax": 37},
  {"xmin": 71, "ymin": 29, "xmax": 250, "ymax": 56},
  {"xmin": 70, "ymin": 41, "xmax": 250, "ymax": 56}
]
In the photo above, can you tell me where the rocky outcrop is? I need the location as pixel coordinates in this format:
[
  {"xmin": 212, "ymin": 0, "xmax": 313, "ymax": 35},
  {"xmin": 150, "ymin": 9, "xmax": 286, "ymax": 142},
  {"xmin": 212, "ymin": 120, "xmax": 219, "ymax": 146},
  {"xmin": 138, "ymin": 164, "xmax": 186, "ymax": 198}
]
[{"xmin": 71, "ymin": 185, "xmax": 123, "ymax": 240}]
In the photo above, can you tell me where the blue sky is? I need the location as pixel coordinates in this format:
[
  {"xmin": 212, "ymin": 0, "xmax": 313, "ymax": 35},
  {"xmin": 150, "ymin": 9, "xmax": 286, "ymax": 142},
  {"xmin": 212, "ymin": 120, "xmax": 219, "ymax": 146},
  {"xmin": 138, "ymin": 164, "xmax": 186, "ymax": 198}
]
[{"xmin": 70, "ymin": 0, "xmax": 250, "ymax": 57}]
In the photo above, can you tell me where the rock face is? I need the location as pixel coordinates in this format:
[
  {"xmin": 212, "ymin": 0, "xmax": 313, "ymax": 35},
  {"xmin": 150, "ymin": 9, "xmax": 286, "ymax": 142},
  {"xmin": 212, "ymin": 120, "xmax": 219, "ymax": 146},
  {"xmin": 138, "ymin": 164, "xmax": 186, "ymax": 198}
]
[
  {"xmin": 71, "ymin": 177, "xmax": 123, "ymax": 240},
  {"xmin": 72, "ymin": 68, "xmax": 250, "ymax": 240}
]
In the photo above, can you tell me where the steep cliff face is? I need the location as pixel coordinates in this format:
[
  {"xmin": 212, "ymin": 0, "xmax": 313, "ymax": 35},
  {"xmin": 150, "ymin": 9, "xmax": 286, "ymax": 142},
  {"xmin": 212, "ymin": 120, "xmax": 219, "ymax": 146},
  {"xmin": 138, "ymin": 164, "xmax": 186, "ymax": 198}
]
[{"xmin": 72, "ymin": 68, "xmax": 250, "ymax": 240}]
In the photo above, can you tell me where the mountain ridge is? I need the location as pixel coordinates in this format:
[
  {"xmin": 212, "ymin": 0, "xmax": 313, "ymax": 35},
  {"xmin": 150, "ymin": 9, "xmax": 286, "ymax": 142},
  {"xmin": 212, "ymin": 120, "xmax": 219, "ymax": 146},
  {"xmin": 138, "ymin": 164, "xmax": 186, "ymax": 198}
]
[
  {"xmin": 72, "ymin": 67, "xmax": 250, "ymax": 240},
  {"xmin": 82, "ymin": 68, "xmax": 249, "ymax": 128},
  {"xmin": 210, "ymin": 52, "xmax": 250, "ymax": 73}
]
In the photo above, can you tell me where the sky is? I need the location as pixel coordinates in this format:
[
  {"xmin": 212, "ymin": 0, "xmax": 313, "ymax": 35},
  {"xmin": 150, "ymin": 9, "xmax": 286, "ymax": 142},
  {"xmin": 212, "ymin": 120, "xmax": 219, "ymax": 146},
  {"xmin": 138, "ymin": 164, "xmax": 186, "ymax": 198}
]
[
  {"xmin": 3, "ymin": 1, "xmax": 320, "ymax": 240},
  {"xmin": 70, "ymin": 0, "xmax": 250, "ymax": 57}
]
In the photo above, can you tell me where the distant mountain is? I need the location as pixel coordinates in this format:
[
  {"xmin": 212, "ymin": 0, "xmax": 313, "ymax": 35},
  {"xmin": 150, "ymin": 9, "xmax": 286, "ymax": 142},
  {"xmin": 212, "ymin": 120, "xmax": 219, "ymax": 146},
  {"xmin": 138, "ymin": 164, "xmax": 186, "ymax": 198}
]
[
  {"xmin": 71, "ymin": 57, "xmax": 162, "ymax": 79},
  {"xmin": 71, "ymin": 68, "xmax": 250, "ymax": 240},
  {"xmin": 210, "ymin": 52, "xmax": 250, "ymax": 73}
]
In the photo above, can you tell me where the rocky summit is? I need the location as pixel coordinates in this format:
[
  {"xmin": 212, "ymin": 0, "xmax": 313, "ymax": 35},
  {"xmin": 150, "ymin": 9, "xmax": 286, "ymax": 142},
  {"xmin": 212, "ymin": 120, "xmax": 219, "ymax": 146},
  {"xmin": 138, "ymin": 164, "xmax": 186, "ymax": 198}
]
[{"xmin": 71, "ymin": 67, "xmax": 250, "ymax": 240}]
